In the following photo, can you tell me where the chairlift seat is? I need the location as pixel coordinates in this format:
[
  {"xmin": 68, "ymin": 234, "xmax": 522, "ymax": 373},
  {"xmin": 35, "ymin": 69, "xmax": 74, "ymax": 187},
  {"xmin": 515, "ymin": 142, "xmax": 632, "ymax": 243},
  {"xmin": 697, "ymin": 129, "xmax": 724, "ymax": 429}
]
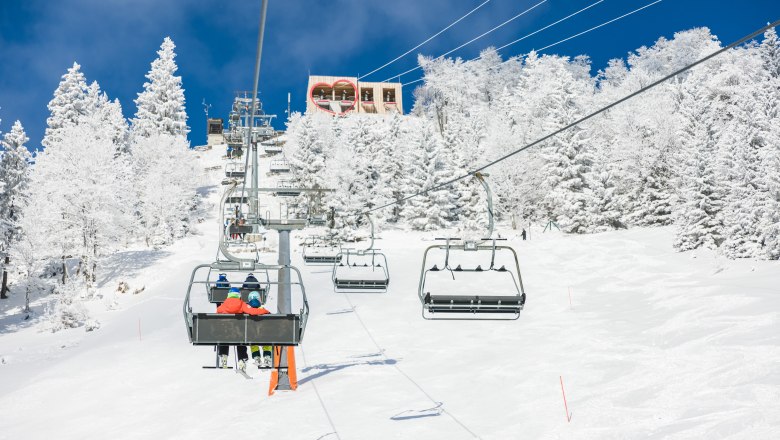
[
  {"xmin": 333, "ymin": 278, "xmax": 389, "ymax": 290},
  {"xmin": 188, "ymin": 313, "xmax": 303, "ymax": 346},
  {"xmin": 423, "ymin": 292, "xmax": 526, "ymax": 314},
  {"xmin": 303, "ymin": 254, "xmax": 340, "ymax": 264},
  {"xmin": 226, "ymin": 196, "xmax": 248, "ymax": 204}
]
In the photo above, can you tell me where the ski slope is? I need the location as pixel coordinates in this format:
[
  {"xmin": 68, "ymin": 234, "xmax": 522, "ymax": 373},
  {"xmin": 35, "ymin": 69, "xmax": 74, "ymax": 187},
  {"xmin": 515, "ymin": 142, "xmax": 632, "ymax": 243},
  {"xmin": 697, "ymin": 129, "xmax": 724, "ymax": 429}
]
[{"xmin": 1, "ymin": 145, "xmax": 779, "ymax": 440}]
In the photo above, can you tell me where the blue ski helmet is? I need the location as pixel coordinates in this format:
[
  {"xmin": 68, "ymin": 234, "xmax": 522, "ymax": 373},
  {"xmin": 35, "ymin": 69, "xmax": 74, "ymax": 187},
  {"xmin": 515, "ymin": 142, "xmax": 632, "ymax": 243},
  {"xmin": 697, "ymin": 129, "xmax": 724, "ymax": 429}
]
[
  {"xmin": 227, "ymin": 287, "xmax": 241, "ymax": 298},
  {"xmin": 248, "ymin": 291, "xmax": 261, "ymax": 302}
]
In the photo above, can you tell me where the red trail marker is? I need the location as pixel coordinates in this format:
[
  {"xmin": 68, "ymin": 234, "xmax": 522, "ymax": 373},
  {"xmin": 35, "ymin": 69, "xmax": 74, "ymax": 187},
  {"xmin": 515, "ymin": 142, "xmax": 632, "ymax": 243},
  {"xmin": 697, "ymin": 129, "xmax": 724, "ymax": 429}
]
[{"xmin": 560, "ymin": 375, "xmax": 572, "ymax": 422}]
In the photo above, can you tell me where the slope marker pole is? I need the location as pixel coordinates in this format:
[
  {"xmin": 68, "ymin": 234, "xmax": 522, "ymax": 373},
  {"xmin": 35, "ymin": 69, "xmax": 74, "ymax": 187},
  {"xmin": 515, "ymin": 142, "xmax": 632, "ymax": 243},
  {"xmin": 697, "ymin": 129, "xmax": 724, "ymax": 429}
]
[
  {"xmin": 568, "ymin": 287, "xmax": 573, "ymax": 310},
  {"xmin": 560, "ymin": 375, "xmax": 572, "ymax": 422},
  {"xmin": 138, "ymin": 318, "xmax": 142, "ymax": 342}
]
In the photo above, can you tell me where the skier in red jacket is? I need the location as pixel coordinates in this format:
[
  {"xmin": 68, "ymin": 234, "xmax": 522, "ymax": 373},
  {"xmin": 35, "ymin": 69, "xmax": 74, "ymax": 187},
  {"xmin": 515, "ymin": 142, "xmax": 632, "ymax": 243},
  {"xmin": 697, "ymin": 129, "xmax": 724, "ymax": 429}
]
[{"xmin": 217, "ymin": 288, "xmax": 270, "ymax": 370}]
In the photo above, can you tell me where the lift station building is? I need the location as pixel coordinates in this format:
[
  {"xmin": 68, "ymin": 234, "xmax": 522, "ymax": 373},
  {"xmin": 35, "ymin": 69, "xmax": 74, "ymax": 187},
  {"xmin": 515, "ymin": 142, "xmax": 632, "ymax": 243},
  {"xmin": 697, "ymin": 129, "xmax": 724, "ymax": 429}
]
[{"xmin": 306, "ymin": 75, "xmax": 403, "ymax": 116}]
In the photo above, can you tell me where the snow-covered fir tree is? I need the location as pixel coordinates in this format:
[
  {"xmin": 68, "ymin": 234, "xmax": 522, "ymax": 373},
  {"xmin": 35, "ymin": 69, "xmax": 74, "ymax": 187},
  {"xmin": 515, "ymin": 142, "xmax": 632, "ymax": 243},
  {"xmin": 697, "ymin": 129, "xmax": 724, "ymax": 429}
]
[
  {"xmin": 0, "ymin": 120, "xmax": 32, "ymax": 299},
  {"xmin": 23, "ymin": 113, "xmax": 132, "ymax": 287},
  {"xmin": 132, "ymin": 37, "xmax": 189, "ymax": 138},
  {"xmin": 402, "ymin": 118, "xmax": 455, "ymax": 230},
  {"xmin": 128, "ymin": 133, "xmax": 200, "ymax": 247},
  {"xmin": 43, "ymin": 62, "xmax": 89, "ymax": 149},
  {"xmin": 673, "ymin": 74, "xmax": 726, "ymax": 251}
]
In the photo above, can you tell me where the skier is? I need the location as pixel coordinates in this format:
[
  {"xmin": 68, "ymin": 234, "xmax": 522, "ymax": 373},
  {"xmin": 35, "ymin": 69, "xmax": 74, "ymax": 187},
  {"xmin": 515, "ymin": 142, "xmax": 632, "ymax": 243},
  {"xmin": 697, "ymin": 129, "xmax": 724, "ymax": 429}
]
[
  {"xmin": 216, "ymin": 287, "xmax": 270, "ymax": 370},
  {"xmin": 521, "ymin": 228, "xmax": 527, "ymax": 241},
  {"xmin": 238, "ymin": 217, "xmax": 247, "ymax": 240},
  {"xmin": 226, "ymin": 145, "xmax": 233, "ymax": 159},
  {"xmin": 246, "ymin": 291, "xmax": 273, "ymax": 367},
  {"xmin": 242, "ymin": 273, "xmax": 260, "ymax": 290},
  {"xmin": 216, "ymin": 273, "xmax": 230, "ymax": 289}
]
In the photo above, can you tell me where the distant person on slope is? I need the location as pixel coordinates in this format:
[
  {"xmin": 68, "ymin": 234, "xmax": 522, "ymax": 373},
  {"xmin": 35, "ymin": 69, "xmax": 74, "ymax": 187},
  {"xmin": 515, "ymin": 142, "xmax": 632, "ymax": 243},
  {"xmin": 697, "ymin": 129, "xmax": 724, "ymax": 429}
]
[
  {"xmin": 246, "ymin": 290, "xmax": 274, "ymax": 368},
  {"xmin": 216, "ymin": 287, "xmax": 270, "ymax": 370}
]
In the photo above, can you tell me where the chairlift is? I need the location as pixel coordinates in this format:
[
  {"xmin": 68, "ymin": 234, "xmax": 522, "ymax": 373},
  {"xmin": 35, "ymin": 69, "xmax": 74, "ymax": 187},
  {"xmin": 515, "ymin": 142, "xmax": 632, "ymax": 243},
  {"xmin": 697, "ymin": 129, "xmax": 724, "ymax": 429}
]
[
  {"xmin": 262, "ymin": 140, "xmax": 283, "ymax": 155},
  {"xmin": 270, "ymin": 159, "xmax": 290, "ymax": 174},
  {"xmin": 302, "ymin": 235, "xmax": 341, "ymax": 265},
  {"xmin": 183, "ymin": 262, "xmax": 309, "ymax": 347},
  {"xmin": 225, "ymin": 161, "xmax": 245, "ymax": 179},
  {"xmin": 331, "ymin": 214, "xmax": 389, "ymax": 293},
  {"xmin": 417, "ymin": 173, "xmax": 526, "ymax": 320},
  {"xmin": 308, "ymin": 214, "xmax": 327, "ymax": 226},
  {"xmin": 275, "ymin": 180, "xmax": 301, "ymax": 197}
]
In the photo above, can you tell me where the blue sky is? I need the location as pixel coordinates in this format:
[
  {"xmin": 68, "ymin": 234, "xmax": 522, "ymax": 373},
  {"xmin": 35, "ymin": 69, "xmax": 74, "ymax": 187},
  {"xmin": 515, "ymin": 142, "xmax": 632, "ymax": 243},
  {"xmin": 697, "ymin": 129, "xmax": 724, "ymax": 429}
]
[{"xmin": 1, "ymin": 0, "xmax": 778, "ymax": 149}]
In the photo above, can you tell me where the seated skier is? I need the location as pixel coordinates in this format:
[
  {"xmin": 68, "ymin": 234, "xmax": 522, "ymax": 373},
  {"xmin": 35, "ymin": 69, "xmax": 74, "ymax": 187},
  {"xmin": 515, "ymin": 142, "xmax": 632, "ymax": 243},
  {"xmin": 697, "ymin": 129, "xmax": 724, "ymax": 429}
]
[
  {"xmin": 246, "ymin": 291, "xmax": 273, "ymax": 368},
  {"xmin": 216, "ymin": 287, "xmax": 270, "ymax": 370},
  {"xmin": 215, "ymin": 273, "xmax": 229, "ymax": 289},
  {"xmin": 242, "ymin": 273, "xmax": 260, "ymax": 290}
]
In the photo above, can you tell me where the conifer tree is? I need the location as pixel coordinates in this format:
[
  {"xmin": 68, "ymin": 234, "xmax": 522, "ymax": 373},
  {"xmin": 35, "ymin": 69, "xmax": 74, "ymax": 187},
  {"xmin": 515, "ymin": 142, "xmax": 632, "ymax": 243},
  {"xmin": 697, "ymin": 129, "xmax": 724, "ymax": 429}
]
[
  {"xmin": 132, "ymin": 37, "xmax": 189, "ymax": 138},
  {"xmin": 0, "ymin": 121, "xmax": 32, "ymax": 299},
  {"xmin": 673, "ymin": 79, "xmax": 725, "ymax": 251},
  {"xmin": 43, "ymin": 62, "xmax": 89, "ymax": 148}
]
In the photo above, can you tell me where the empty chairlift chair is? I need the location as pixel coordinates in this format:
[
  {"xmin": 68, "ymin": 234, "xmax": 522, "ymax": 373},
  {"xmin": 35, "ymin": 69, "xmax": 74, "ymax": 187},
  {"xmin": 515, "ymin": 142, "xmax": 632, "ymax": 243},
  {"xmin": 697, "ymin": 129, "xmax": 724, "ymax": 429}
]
[
  {"xmin": 269, "ymin": 159, "xmax": 290, "ymax": 174},
  {"xmin": 302, "ymin": 236, "xmax": 341, "ymax": 265},
  {"xmin": 275, "ymin": 180, "xmax": 301, "ymax": 197},
  {"xmin": 262, "ymin": 139, "xmax": 283, "ymax": 155},
  {"xmin": 225, "ymin": 161, "xmax": 246, "ymax": 179},
  {"xmin": 332, "ymin": 214, "xmax": 389, "ymax": 292},
  {"xmin": 183, "ymin": 262, "xmax": 309, "ymax": 348},
  {"xmin": 416, "ymin": 173, "xmax": 527, "ymax": 320},
  {"xmin": 418, "ymin": 238, "xmax": 526, "ymax": 320}
]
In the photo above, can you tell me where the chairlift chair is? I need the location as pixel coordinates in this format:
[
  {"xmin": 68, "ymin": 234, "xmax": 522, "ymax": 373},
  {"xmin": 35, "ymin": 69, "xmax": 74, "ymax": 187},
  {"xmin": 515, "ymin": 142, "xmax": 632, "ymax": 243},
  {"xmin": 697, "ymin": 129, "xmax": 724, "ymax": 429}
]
[
  {"xmin": 331, "ymin": 213, "xmax": 390, "ymax": 293},
  {"xmin": 262, "ymin": 140, "xmax": 283, "ymax": 155},
  {"xmin": 225, "ymin": 161, "xmax": 246, "ymax": 179},
  {"xmin": 308, "ymin": 214, "xmax": 327, "ymax": 226},
  {"xmin": 269, "ymin": 159, "xmax": 291, "ymax": 174},
  {"xmin": 416, "ymin": 173, "xmax": 527, "ymax": 320},
  {"xmin": 418, "ymin": 238, "xmax": 525, "ymax": 320},
  {"xmin": 275, "ymin": 180, "xmax": 301, "ymax": 197},
  {"xmin": 302, "ymin": 235, "xmax": 341, "ymax": 265},
  {"xmin": 183, "ymin": 262, "xmax": 309, "ymax": 346}
]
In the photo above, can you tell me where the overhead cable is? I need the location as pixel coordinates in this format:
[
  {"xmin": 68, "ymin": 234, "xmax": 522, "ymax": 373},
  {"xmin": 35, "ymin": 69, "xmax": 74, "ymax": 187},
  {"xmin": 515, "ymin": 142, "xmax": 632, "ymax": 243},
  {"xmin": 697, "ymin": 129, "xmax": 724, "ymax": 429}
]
[
  {"xmin": 358, "ymin": 0, "xmax": 492, "ymax": 80},
  {"xmin": 382, "ymin": 0, "xmax": 549, "ymax": 82}
]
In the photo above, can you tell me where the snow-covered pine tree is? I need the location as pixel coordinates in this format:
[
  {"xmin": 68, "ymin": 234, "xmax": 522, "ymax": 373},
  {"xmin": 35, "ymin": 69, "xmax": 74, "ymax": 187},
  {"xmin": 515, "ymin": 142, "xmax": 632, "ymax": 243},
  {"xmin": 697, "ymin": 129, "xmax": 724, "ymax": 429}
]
[
  {"xmin": 288, "ymin": 113, "xmax": 327, "ymax": 213},
  {"xmin": 43, "ymin": 62, "xmax": 89, "ymax": 149},
  {"xmin": 0, "ymin": 121, "xmax": 32, "ymax": 299},
  {"xmin": 87, "ymin": 81, "xmax": 128, "ymax": 153},
  {"xmin": 673, "ymin": 74, "xmax": 726, "ymax": 251},
  {"xmin": 371, "ymin": 112, "xmax": 406, "ymax": 224},
  {"xmin": 23, "ymin": 113, "xmax": 131, "ymax": 287},
  {"xmin": 756, "ymin": 27, "xmax": 780, "ymax": 259},
  {"xmin": 129, "ymin": 133, "xmax": 200, "ymax": 247},
  {"xmin": 132, "ymin": 37, "xmax": 189, "ymax": 138},
  {"xmin": 716, "ymin": 48, "xmax": 768, "ymax": 258},
  {"xmin": 403, "ymin": 118, "xmax": 454, "ymax": 230},
  {"xmin": 526, "ymin": 54, "xmax": 597, "ymax": 233}
]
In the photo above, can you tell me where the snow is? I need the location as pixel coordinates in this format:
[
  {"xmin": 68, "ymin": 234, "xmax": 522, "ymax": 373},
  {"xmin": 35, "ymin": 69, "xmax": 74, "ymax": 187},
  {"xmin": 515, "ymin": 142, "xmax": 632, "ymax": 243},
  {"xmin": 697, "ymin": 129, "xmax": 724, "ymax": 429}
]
[{"xmin": 1, "ymin": 145, "xmax": 779, "ymax": 439}]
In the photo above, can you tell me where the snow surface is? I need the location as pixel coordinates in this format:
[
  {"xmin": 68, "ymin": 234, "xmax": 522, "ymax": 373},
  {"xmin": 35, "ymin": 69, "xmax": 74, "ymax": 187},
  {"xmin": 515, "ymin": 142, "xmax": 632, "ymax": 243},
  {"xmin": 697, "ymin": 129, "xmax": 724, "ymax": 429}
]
[{"xmin": 1, "ymin": 145, "xmax": 779, "ymax": 439}]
